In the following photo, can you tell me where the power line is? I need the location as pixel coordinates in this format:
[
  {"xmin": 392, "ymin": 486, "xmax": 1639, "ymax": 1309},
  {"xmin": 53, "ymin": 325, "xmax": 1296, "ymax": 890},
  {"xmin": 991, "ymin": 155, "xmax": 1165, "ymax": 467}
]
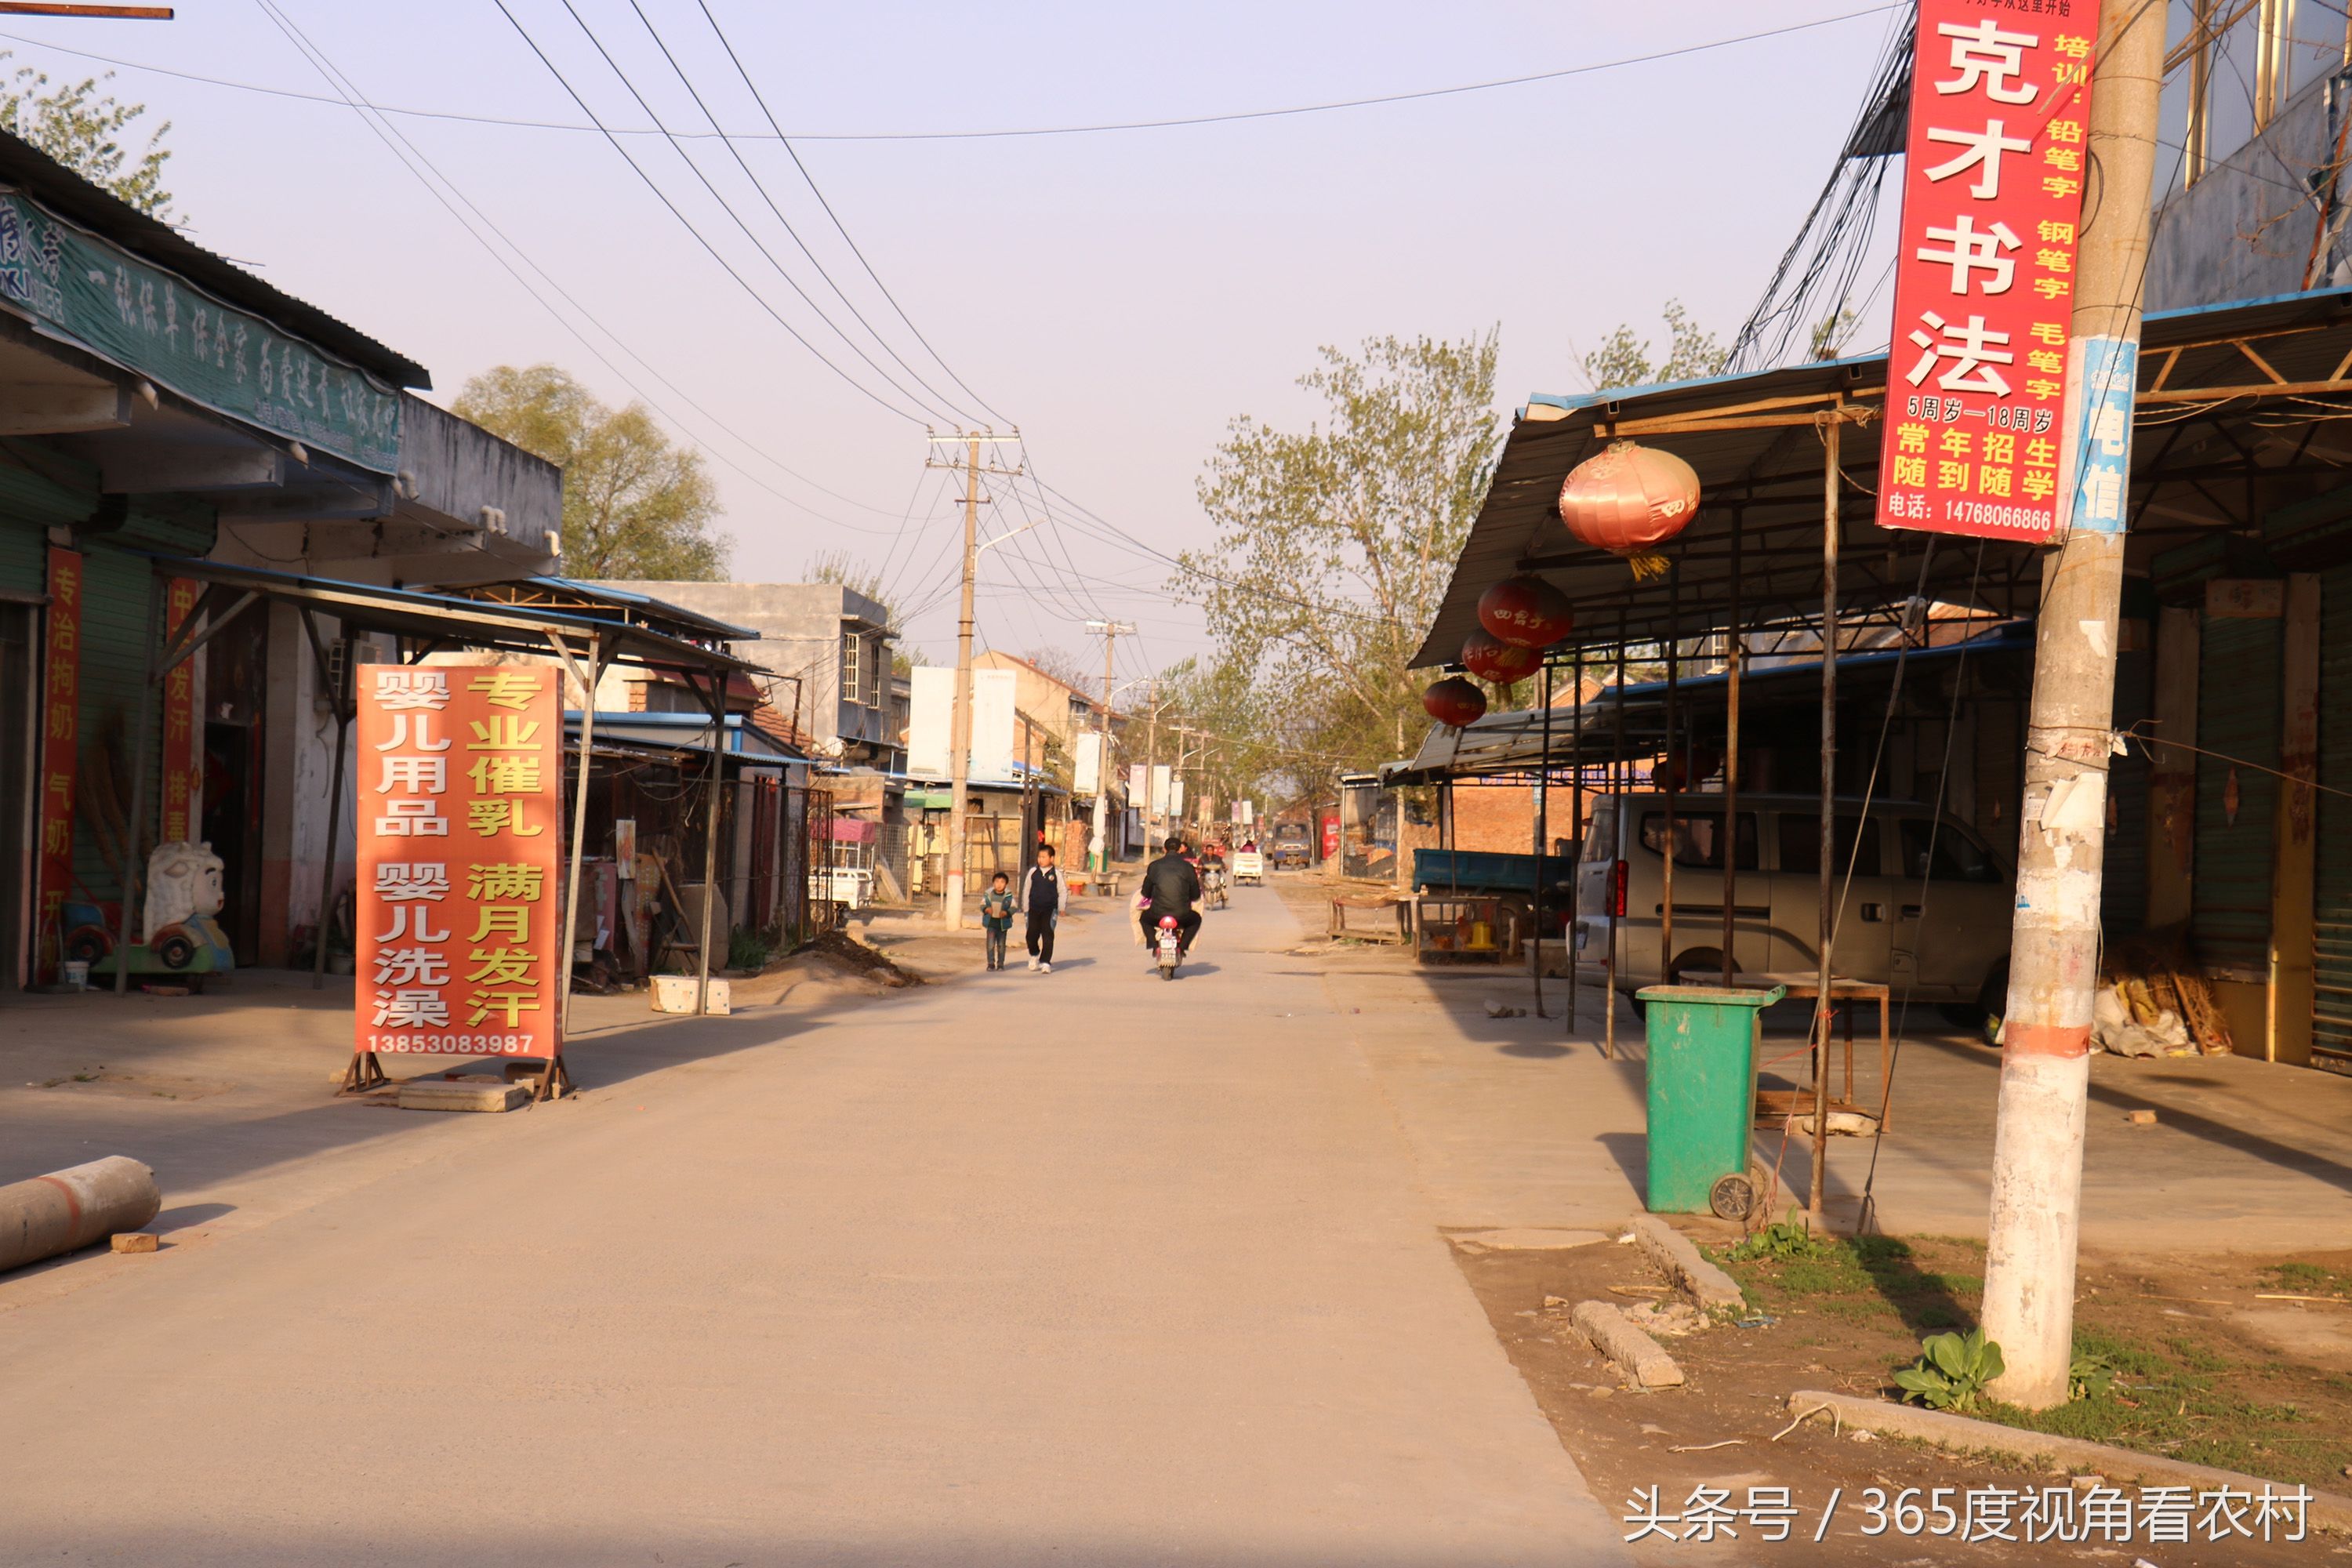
[
  {"xmin": 245, "ymin": 0, "xmax": 918, "ymax": 538},
  {"xmin": 490, "ymin": 0, "xmax": 932, "ymax": 425},
  {"xmin": 691, "ymin": 0, "xmax": 1011, "ymax": 426},
  {"xmin": 3, "ymin": 6, "xmax": 1903, "ymax": 143},
  {"xmin": 598, "ymin": 0, "xmax": 978, "ymax": 425}
]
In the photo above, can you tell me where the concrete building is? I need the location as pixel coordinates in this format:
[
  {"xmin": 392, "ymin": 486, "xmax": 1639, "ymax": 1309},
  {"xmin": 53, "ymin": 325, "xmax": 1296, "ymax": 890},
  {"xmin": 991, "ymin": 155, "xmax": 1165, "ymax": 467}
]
[
  {"xmin": 0, "ymin": 126, "xmax": 561, "ymax": 984},
  {"xmin": 2147, "ymin": 7, "xmax": 2352, "ymax": 311},
  {"xmin": 589, "ymin": 581, "xmax": 899, "ymax": 771}
]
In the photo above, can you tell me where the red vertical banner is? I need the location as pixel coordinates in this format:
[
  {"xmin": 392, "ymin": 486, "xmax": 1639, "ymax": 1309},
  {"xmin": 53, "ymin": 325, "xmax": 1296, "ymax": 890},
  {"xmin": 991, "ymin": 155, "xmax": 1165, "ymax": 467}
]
[
  {"xmin": 354, "ymin": 664, "xmax": 564, "ymax": 1058},
  {"xmin": 159, "ymin": 577, "xmax": 200, "ymax": 845},
  {"xmin": 34, "ymin": 547, "xmax": 82, "ymax": 983},
  {"xmin": 1876, "ymin": 2, "xmax": 2098, "ymax": 541}
]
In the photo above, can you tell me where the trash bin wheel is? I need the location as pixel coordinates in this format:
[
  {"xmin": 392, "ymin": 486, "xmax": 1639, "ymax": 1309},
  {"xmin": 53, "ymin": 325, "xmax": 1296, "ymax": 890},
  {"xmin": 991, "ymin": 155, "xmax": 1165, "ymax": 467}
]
[{"xmin": 1709, "ymin": 1170, "xmax": 1759, "ymax": 1221}]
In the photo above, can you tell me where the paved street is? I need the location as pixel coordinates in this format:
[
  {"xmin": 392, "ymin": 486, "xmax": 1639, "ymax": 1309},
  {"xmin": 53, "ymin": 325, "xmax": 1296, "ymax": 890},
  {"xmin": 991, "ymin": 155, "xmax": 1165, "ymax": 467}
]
[{"xmin": 0, "ymin": 887, "xmax": 1624, "ymax": 1566}]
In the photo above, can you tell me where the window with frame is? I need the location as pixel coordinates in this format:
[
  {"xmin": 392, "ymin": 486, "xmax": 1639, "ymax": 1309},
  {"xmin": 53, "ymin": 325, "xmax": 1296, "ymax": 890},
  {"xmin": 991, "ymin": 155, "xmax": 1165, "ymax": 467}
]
[
  {"xmin": 2165, "ymin": 0, "xmax": 2351, "ymax": 188},
  {"xmin": 840, "ymin": 630, "xmax": 862, "ymax": 705}
]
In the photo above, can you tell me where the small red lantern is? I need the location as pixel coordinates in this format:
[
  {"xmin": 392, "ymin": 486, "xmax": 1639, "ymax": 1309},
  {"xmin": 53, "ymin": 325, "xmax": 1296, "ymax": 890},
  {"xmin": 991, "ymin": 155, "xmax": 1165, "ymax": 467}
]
[
  {"xmin": 1559, "ymin": 439, "xmax": 1700, "ymax": 580},
  {"xmin": 1477, "ymin": 574, "xmax": 1574, "ymax": 650},
  {"xmin": 1660, "ymin": 747, "xmax": 1724, "ymax": 793},
  {"xmin": 1422, "ymin": 676, "xmax": 1487, "ymax": 729},
  {"xmin": 1461, "ymin": 626, "xmax": 1541, "ymax": 686}
]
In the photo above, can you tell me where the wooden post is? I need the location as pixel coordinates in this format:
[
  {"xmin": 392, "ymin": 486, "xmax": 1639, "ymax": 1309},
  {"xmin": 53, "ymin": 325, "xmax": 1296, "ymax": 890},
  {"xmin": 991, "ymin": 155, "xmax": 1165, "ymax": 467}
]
[
  {"xmin": 2145, "ymin": 604, "xmax": 2198, "ymax": 928},
  {"xmin": 1722, "ymin": 510, "xmax": 1744, "ymax": 985},
  {"xmin": 1663, "ymin": 561, "xmax": 1679, "ymax": 985},
  {"xmin": 2271, "ymin": 574, "xmax": 2320, "ymax": 1065},
  {"xmin": 1813, "ymin": 416, "xmax": 1841, "ymax": 1224}
]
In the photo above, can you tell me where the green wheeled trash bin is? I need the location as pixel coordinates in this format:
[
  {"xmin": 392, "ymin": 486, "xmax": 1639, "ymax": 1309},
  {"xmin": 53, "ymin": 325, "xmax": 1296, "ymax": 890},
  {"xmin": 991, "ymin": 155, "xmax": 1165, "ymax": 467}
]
[{"xmin": 1637, "ymin": 984, "xmax": 1786, "ymax": 1219}]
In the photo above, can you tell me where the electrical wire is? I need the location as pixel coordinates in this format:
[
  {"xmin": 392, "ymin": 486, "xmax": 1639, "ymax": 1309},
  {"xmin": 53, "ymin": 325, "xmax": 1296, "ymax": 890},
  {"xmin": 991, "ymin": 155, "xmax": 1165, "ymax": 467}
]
[
  {"xmin": 0, "ymin": 5, "xmax": 1904, "ymax": 143},
  {"xmin": 691, "ymin": 0, "xmax": 1011, "ymax": 427},
  {"xmin": 490, "ymin": 0, "xmax": 932, "ymax": 425},
  {"xmin": 615, "ymin": 0, "xmax": 983, "ymax": 426},
  {"xmin": 248, "ymin": 0, "xmax": 924, "ymax": 536}
]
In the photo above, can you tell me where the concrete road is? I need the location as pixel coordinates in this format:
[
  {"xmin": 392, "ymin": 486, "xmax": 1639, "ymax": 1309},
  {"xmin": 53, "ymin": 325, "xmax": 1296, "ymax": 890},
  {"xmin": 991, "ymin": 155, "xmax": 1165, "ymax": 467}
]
[{"xmin": 0, "ymin": 887, "xmax": 1626, "ymax": 1566}]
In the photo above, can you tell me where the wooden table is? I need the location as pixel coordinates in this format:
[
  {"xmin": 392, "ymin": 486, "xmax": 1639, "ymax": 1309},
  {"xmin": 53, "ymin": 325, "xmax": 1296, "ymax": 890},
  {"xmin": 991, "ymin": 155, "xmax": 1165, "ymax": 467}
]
[{"xmin": 1731, "ymin": 971, "xmax": 1893, "ymax": 1130}]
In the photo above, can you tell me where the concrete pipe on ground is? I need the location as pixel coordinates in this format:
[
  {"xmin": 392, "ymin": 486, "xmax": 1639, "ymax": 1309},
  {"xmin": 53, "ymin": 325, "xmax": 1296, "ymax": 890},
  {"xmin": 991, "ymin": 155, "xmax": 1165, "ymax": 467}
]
[{"xmin": 0, "ymin": 1156, "xmax": 162, "ymax": 1272}]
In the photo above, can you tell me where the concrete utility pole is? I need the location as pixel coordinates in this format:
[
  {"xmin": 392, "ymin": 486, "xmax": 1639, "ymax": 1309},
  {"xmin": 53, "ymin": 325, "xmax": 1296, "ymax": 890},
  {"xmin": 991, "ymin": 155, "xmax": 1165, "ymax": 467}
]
[
  {"xmin": 924, "ymin": 431, "xmax": 1022, "ymax": 931},
  {"xmin": 1087, "ymin": 620, "xmax": 1132, "ymax": 872},
  {"xmin": 1142, "ymin": 682, "xmax": 1161, "ymax": 846},
  {"xmin": 1979, "ymin": 2, "xmax": 2164, "ymax": 1410}
]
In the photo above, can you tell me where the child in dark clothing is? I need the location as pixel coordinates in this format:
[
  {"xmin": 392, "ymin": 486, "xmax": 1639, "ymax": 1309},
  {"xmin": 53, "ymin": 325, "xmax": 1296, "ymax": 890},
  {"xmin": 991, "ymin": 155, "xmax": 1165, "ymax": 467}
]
[{"xmin": 979, "ymin": 872, "xmax": 1016, "ymax": 970}]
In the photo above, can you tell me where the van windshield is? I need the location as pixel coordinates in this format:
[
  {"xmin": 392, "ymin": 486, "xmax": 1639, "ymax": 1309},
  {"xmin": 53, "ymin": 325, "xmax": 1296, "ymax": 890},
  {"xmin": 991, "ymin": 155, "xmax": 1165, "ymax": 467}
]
[
  {"xmin": 1897, "ymin": 818, "xmax": 2001, "ymax": 882},
  {"xmin": 1639, "ymin": 811, "xmax": 1759, "ymax": 869}
]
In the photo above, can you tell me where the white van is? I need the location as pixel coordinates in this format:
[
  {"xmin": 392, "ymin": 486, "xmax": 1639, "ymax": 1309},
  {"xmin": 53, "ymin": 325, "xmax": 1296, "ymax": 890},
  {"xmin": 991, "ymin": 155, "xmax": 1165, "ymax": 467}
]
[{"xmin": 1573, "ymin": 793, "xmax": 2013, "ymax": 1022}]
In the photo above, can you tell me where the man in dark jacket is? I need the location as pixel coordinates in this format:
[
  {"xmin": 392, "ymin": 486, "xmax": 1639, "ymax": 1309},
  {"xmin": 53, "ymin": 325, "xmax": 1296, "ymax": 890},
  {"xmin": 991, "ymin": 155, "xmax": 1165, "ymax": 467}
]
[{"xmin": 1140, "ymin": 836, "xmax": 1203, "ymax": 958}]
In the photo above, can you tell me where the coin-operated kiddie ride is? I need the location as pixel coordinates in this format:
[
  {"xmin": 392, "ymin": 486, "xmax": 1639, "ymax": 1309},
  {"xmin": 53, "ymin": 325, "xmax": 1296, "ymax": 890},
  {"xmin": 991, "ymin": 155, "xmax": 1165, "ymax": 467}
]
[{"xmin": 76, "ymin": 840, "xmax": 237, "ymax": 986}]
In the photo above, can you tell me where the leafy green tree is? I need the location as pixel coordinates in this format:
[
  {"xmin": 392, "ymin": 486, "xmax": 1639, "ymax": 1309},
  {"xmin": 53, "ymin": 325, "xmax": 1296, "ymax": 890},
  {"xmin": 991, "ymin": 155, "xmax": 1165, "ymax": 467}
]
[
  {"xmin": 1177, "ymin": 331, "xmax": 1502, "ymax": 795},
  {"xmin": 1581, "ymin": 300, "xmax": 1727, "ymax": 392},
  {"xmin": 454, "ymin": 365, "xmax": 728, "ymax": 580},
  {"xmin": 0, "ymin": 55, "xmax": 173, "ymax": 218}
]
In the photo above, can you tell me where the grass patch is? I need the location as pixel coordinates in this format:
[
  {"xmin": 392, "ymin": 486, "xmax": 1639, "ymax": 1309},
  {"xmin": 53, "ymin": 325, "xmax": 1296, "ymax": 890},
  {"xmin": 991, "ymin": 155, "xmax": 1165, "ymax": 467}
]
[
  {"xmin": 1719, "ymin": 1236, "xmax": 2352, "ymax": 1489},
  {"xmin": 2262, "ymin": 1260, "xmax": 2352, "ymax": 1298}
]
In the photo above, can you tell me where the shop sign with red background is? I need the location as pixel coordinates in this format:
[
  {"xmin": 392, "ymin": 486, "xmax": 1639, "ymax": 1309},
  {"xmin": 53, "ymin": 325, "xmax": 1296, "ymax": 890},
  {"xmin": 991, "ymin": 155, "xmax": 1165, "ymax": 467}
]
[
  {"xmin": 1876, "ymin": 0, "xmax": 2098, "ymax": 541},
  {"xmin": 33, "ymin": 546, "xmax": 79, "ymax": 982},
  {"xmin": 159, "ymin": 577, "xmax": 201, "ymax": 844},
  {"xmin": 355, "ymin": 663, "xmax": 563, "ymax": 1058}
]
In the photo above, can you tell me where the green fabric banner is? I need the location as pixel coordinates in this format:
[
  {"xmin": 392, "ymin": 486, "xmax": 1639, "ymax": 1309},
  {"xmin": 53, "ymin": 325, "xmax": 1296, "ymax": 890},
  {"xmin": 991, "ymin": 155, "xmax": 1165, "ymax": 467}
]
[{"xmin": 0, "ymin": 188, "xmax": 402, "ymax": 472}]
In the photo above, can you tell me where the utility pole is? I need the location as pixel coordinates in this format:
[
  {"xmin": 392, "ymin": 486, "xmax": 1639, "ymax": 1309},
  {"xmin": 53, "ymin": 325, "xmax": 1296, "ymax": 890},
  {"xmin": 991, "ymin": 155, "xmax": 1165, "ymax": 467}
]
[
  {"xmin": 1142, "ymin": 682, "xmax": 1161, "ymax": 848},
  {"xmin": 1979, "ymin": 2, "xmax": 2163, "ymax": 1410},
  {"xmin": 924, "ymin": 430, "xmax": 1022, "ymax": 931},
  {"xmin": 1086, "ymin": 619, "xmax": 1132, "ymax": 872}
]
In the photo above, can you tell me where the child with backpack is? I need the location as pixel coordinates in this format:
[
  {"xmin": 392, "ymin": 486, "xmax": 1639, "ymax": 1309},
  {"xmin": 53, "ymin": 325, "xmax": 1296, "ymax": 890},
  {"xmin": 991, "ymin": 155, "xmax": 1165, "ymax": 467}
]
[{"xmin": 979, "ymin": 871, "xmax": 1017, "ymax": 970}]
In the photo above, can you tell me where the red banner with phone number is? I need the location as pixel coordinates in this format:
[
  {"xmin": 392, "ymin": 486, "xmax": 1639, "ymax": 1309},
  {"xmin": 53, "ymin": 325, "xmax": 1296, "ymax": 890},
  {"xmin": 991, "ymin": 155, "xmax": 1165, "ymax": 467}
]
[{"xmin": 1875, "ymin": 0, "xmax": 2098, "ymax": 542}]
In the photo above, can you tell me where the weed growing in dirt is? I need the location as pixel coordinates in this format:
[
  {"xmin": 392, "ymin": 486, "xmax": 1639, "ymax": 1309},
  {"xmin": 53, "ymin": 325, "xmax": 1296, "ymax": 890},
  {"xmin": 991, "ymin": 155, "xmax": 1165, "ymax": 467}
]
[{"xmin": 1893, "ymin": 1328, "xmax": 2005, "ymax": 1412}]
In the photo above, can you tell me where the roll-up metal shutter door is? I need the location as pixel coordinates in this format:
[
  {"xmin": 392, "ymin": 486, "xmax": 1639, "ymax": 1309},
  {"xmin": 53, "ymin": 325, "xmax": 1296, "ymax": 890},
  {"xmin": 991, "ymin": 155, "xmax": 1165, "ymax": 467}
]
[
  {"xmin": 2103, "ymin": 645, "xmax": 2151, "ymax": 937},
  {"xmin": 2314, "ymin": 566, "xmax": 2352, "ymax": 1069},
  {"xmin": 72, "ymin": 547, "xmax": 161, "ymax": 909},
  {"xmin": 2193, "ymin": 612, "xmax": 2282, "ymax": 977}
]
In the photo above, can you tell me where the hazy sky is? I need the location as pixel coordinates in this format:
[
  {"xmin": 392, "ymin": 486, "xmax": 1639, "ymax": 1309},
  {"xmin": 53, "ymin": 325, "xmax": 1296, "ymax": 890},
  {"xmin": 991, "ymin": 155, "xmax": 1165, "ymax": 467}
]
[{"xmin": 0, "ymin": 0, "xmax": 1904, "ymax": 684}]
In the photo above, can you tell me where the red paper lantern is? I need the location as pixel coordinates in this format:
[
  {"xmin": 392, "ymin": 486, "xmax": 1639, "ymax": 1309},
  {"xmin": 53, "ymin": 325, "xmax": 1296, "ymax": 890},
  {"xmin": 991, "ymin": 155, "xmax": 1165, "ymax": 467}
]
[
  {"xmin": 1660, "ymin": 747, "xmax": 1723, "ymax": 793},
  {"xmin": 1558, "ymin": 439, "xmax": 1700, "ymax": 579},
  {"xmin": 1476, "ymin": 574, "xmax": 1574, "ymax": 650},
  {"xmin": 1461, "ymin": 626, "xmax": 1541, "ymax": 685},
  {"xmin": 1422, "ymin": 677, "xmax": 1487, "ymax": 728}
]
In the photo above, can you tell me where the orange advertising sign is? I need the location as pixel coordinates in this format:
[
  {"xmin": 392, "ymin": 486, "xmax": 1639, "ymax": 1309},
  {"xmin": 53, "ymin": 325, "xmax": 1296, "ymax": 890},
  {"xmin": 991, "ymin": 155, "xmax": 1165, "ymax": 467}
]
[
  {"xmin": 355, "ymin": 663, "xmax": 564, "ymax": 1057},
  {"xmin": 160, "ymin": 577, "xmax": 201, "ymax": 844}
]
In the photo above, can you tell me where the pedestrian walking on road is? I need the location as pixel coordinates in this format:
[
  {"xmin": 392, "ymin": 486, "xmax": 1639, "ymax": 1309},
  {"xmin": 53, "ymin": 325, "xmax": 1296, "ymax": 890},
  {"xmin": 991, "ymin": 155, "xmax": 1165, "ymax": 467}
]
[
  {"xmin": 1022, "ymin": 844, "xmax": 1064, "ymax": 973},
  {"xmin": 979, "ymin": 872, "xmax": 1017, "ymax": 970}
]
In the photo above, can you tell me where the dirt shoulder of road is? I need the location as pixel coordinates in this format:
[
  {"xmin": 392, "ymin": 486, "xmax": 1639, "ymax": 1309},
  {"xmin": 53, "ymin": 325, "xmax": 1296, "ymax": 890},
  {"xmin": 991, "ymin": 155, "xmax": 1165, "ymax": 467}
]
[{"xmin": 1452, "ymin": 1225, "xmax": 2352, "ymax": 1565}]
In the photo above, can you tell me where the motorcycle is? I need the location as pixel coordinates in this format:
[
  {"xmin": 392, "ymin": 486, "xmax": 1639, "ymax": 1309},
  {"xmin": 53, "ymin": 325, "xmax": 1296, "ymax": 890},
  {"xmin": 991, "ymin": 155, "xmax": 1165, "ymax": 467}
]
[
  {"xmin": 1155, "ymin": 914, "xmax": 1183, "ymax": 981},
  {"xmin": 1202, "ymin": 862, "xmax": 1229, "ymax": 909}
]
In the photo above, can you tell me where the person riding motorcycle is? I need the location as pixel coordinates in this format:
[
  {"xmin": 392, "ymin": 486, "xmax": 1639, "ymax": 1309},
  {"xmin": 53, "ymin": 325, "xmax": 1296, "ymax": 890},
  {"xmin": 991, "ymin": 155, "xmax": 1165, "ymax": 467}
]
[{"xmin": 1140, "ymin": 835, "xmax": 1204, "ymax": 959}]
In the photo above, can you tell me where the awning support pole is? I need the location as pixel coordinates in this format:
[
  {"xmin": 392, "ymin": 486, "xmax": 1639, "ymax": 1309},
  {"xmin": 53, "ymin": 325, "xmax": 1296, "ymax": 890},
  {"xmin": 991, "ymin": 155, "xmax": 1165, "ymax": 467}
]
[
  {"xmin": 1534, "ymin": 658, "xmax": 1552, "ymax": 1018},
  {"xmin": 695, "ymin": 670, "xmax": 724, "ymax": 1016},
  {"xmin": 1663, "ymin": 560, "xmax": 1680, "ymax": 985},
  {"xmin": 1723, "ymin": 510, "xmax": 1744, "ymax": 985},
  {"xmin": 1813, "ymin": 417, "xmax": 1842, "ymax": 1224},
  {"xmin": 543, "ymin": 630, "xmax": 604, "ymax": 1098},
  {"xmin": 111, "ymin": 571, "xmax": 163, "ymax": 996},
  {"xmin": 1568, "ymin": 644, "xmax": 1581, "ymax": 1037},
  {"xmin": 1606, "ymin": 611, "xmax": 1627, "ymax": 1062},
  {"xmin": 297, "ymin": 607, "xmax": 350, "ymax": 993}
]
